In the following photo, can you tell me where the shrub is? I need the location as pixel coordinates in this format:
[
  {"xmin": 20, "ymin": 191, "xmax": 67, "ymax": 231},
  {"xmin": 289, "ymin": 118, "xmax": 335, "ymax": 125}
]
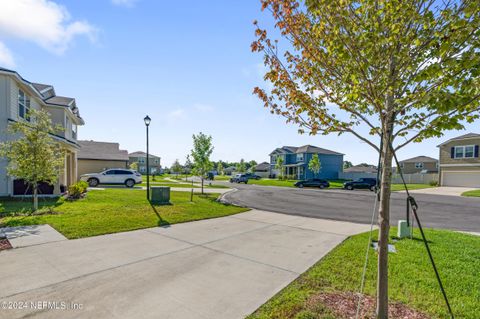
[
  {"xmin": 429, "ymin": 180, "xmax": 439, "ymax": 186},
  {"xmin": 67, "ymin": 181, "xmax": 88, "ymax": 200}
]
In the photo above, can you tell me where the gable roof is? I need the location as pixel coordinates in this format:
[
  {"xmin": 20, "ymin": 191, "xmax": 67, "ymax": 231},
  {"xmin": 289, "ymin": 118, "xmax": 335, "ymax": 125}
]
[
  {"xmin": 400, "ymin": 156, "xmax": 438, "ymax": 163},
  {"xmin": 78, "ymin": 140, "xmax": 129, "ymax": 161},
  {"xmin": 32, "ymin": 82, "xmax": 53, "ymax": 93},
  {"xmin": 269, "ymin": 144, "xmax": 343, "ymax": 156},
  {"xmin": 437, "ymin": 133, "xmax": 480, "ymax": 147},
  {"xmin": 128, "ymin": 151, "xmax": 160, "ymax": 159},
  {"xmin": 255, "ymin": 162, "xmax": 270, "ymax": 171}
]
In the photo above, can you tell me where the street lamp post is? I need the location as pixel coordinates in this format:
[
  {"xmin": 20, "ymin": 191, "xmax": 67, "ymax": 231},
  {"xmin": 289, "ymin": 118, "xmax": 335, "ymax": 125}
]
[{"xmin": 144, "ymin": 115, "xmax": 151, "ymax": 200}]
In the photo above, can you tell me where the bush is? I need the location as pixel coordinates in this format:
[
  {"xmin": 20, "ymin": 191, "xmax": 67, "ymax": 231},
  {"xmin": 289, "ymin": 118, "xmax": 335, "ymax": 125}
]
[
  {"xmin": 67, "ymin": 181, "xmax": 88, "ymax": 200},
  {"xmin": 429, "ymin": 180, "xmax": 439, "ymax": 186}
]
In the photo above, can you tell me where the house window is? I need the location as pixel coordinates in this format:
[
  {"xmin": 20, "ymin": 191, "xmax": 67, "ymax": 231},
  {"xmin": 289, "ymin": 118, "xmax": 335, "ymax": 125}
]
[
  {"xmin": 139, "ymin": 166, "xmax": 146, "ymax": 173},
  {"xmin": 465, "ymin": 146, "xmax": 475, "ymax": 158},
  {"xmin": 18, "ymin": 89, "xmax": 31, "ymax": 121},
  {"xmin": 139, "ymin": 158, "xmax": 145, "ymax": 163},
  {"xmin": 415, "ymin": 162, "xmax": 424, "ymax": 169},
  {"xmin": 400, "ymin": 163, "xmax": 404, "ymax": 168},
  {"xmin": 454, "ymin": 145, "xmax": 475, "ymax": 158},
  {"xmin": 296, "ymin": 153, "xmax": 304, "ymax": 162},
  {"xmin": 72, "ymin": 124, "xmax": 77, "ymax": 139}
]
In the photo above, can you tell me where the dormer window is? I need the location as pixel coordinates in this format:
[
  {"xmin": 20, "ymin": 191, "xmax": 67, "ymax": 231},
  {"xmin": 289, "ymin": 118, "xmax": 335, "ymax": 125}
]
[{"xmin": 18, "ymin": 89, "xmax": 31, "ymax": 121}]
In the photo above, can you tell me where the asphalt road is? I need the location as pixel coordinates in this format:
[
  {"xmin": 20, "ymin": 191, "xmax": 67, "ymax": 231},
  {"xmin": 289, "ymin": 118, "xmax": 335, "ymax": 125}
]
[{"xmin": 220, "ymin": 183, "xmax": 480, "ymax": 232}]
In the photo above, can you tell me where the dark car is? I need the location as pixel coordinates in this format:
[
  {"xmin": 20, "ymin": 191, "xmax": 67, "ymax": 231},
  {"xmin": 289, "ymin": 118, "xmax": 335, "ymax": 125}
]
[
  {"xmin": 343, "ymin": 178, "xmax": 378, "ymax": 191},
  {"xmin": 244, "ymin": 173, "xmax": 261, "ymax": 180},
  {"xmin": 294, "ymin": 179, "xmax": 330, "ymax": 189},
  {"xmin": 230, "ymin": 174, "xmax": 249, "ymax": 184}
]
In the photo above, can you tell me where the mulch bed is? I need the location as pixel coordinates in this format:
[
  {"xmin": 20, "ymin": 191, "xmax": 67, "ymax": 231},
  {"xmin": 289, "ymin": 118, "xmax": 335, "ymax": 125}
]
[
  {"xmin": 307, "ymin": 292, "xmax": 430, "ymax": 319},
  {"xmin": 0, "ymin": 238, "xmax": 12, "ymax": 251}
]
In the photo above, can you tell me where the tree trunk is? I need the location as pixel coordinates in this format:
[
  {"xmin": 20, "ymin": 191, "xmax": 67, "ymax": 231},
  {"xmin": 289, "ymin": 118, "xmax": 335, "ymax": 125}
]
[
  {"xmin": 376, "ymin": 122, "xmax": 394, "ymax": 319},
  {"xmin": 33, "ymin": 185, "xmax": 38, "ymax": 211},
  {"xmin": 201, "ymin": 177, "xmax": 204, "ymax": 194}
]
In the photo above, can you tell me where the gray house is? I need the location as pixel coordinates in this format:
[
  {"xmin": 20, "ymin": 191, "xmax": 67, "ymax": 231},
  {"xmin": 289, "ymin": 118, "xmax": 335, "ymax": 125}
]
[{"xmin": 269, "ymin": 145, "xmax": 343, "ymax": 179}]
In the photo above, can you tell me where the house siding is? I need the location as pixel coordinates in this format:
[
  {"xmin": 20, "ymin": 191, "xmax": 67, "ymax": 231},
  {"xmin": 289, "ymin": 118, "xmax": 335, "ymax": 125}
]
[
  {"xmin": 0, "ymin": 72, "xmax": 83, "ymax": 196},
  {"xmin": 439, "ymin": 138, "xmax": 480, "ymax": 165},
  {"xmin": 269, "ymin": 148, "xmax": 343, "ymax": 180},
  {"xmin": 400, "ymin": 161, "xmax": 438, "ymax": 174}
]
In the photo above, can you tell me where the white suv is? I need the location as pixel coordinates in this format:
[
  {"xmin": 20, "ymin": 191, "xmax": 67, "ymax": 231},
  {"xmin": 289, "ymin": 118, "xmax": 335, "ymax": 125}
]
[{"xmin": 80, "ymin": 169, "xmax": 142, "ymax": 188}]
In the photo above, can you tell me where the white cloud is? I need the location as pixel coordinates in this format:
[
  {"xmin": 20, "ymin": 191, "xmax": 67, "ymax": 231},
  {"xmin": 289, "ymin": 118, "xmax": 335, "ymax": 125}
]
[
  {"xmin": 168, "ymin": 108, "xmax": 186, "ymax": 120},
  {"xmin": 0, "ymin": 41, "xmax": 15, "ymax": 67},
  {"xmin": 111, "ymin": 0, "xmax": 138, "ymax": 7},
  {"xmin": 0, "ymin": 0, "xmax": 96, "ymax": 55}
]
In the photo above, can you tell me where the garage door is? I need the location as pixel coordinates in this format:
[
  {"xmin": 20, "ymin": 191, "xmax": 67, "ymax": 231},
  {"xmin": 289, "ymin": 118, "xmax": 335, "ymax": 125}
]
[{"xmin": 442, "ymin": 171, "xmax": 480, "ymax": 187}]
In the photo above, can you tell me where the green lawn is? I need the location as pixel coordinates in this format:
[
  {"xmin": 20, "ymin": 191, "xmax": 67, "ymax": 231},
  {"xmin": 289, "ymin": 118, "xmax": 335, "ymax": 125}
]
[
  {"xmin": 390, "ymin": 184, "xmax": 434, "ymax": 191},
  {"xmin": 462, "ymin": 189, "xmax": 480, "ymax": 197},
  {"xmin": 0, "ymin": 189, "xmax": 248, "ymax": 239},
  {"xmin": 249, "ymin": 228, "xmax": 480, "ymax": 319}
]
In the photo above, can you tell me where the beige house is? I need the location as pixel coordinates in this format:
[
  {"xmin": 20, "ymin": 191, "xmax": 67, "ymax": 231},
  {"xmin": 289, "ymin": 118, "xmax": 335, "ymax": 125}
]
[
  {"xmin": 0, "ymin": 67, "xmax": 84, "ymax": 196},
  {"xmin": 398, "ymin": 156, "xmax": 438, "ymax": 174},
  {"xmin": 128, "ymin": 151, "xmax": 161, "ymax": 174},
  {"xmin": 77, "ymin": 141, "xmax": 129, "ymax": 177},
  {"xmin": 437, "ymin": 133, "xmax": 480, "ymax": 187}
]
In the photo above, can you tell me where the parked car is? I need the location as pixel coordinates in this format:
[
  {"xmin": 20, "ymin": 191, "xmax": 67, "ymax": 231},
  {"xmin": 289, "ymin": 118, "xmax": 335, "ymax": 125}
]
[
  {"xmin": 244, "ymin": 173, "xmax": 261, "ymax": 180},
  {"xmin": 230, "ymin": 174, "xmax": 249, "ymax": 184},
  {"xmin": 294, "ymin": 179, "xmax": 330, "ymax": 189},
  {"xmin": 80, "ymin": 169, "xmax": 142, "ymax": 188},
  {"xmin": 343, "ymin": 178, "xmax": 378, "ymax": 191}
]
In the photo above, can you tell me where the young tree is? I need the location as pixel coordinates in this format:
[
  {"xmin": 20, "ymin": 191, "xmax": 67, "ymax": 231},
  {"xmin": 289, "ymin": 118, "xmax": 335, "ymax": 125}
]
[
  {"xmin": 184, "ymin": 155, "xmax": 193, "ymax": 180},
  {"xmin": 236, "ymin": 159, "xmax": 247, "ymax": 173},
  {"xmin": 252, "ymin": 1, "xmax": 480, "ymax": 317},
  {"xmin": 0, "ymin": 109, "xmax": 65, "ymax": 211},
  {"xmin": 249, "ymin": 160, "xmax": 258, "ymax": 173},
  {"xmin": 190, "ymin": 132, "xmax": 214, "ymax": 194},
  {"xmin": 343, "ymin": 161, "xmax": 353, "ymax": 169},
  {"xmin": 274, "ymin": 156, "xmax": 284, "ymax": 178},
  {"xmin": 171, "ymin": 159, "xmax": 182, "ymax": 179},
  {"xmin": 129, "ymin": 162, "xmax": 139, "ymax": 171},
  {"xmin": 308, "ymin": 154, "xmax": 322, "ymax": 178},
  {"xmin": 217, "ymin": 162, "xmax": 224, "ymax": 175}
]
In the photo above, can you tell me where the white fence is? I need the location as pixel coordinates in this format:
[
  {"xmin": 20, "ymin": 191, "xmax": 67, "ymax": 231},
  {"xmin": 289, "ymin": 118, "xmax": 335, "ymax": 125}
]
[{"xmin": 339, "ymin": 172, "xmax": 439, "ymax": 184}]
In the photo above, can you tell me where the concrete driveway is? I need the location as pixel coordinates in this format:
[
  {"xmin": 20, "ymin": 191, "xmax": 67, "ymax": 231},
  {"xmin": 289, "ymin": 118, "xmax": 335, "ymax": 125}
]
[
  {"xmin": 399, "ymin": 186, "xmax": 476, "ymax": 196},
  {"xmin": 0, "ymin": 210, "xmax": 370, "ymax": 319}
]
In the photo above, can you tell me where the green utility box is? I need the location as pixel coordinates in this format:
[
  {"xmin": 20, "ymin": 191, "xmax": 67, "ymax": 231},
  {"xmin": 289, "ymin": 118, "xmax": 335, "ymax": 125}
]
[
  {"xmin": 397, "ymin": 220, "xmax": 411, "ymax": 239},
  {"xmin": 150, "ymin": 186, "xmax": 170, "ymax": 205}
]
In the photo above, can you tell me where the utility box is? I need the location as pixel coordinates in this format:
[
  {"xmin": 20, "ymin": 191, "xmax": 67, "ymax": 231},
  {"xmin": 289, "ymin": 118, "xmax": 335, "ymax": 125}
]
[
  {"xmin": 150, "ymin": 186, "xmax": 170, "ymax": 205},
  {"xmin": 397, "ymin": 220, "xmax": 411, "ymax": 239}
]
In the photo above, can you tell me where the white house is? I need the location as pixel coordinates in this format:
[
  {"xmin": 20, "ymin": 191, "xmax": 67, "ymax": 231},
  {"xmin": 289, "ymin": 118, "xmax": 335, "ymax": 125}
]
[{"xmin": 0, "ymin": 67, "xmax": 85, "ymax": 196}]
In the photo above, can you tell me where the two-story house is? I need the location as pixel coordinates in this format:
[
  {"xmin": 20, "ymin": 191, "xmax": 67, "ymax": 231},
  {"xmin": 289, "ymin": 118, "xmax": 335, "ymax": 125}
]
[
  {"xmin": 128, "ymin": 151, "xmax": 161, "ymax": 174},
  {"xmin": 269, "ymin": 145, "xmax": 343, "ymax": 179},
  {"xmin": 397, "ymin": 156, "xmax": 438, "ymax": 174},
  {"xmin": 437, "ymin": 133, "xmax": 480, "ymax": 187},
  {"xmin": 0, "ymin": 67, "xmax": 84, "ymax": 196}
]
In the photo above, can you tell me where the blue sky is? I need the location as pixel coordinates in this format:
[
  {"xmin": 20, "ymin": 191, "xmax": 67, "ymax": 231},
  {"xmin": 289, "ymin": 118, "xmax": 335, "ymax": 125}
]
[{"xmin": 0, "ymin": 0, "xmax": 478, "ymax": 167}]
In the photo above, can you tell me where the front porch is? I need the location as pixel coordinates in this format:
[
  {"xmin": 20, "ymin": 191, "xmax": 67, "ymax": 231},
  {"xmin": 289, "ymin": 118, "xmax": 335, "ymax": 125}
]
[
  {"xmin": 282, "ymin": 164, "xmax": 305, "ymax": 180},
  {"xmin": 11, "ymin": 148, "xmax": 78, "ymax": 196}
]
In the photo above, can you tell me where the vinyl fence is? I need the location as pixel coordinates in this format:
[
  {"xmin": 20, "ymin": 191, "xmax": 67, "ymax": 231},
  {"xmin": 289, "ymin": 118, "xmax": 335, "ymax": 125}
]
[{"xmin": 339, "ymin": 172, "xmax": 439, "ymax": 184}]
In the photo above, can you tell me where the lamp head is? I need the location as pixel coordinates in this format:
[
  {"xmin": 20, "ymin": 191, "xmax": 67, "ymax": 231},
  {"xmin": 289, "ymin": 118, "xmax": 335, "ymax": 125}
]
[{"xmin": 144, "ymin": 115, "xmax": 151, "ymax": 126}]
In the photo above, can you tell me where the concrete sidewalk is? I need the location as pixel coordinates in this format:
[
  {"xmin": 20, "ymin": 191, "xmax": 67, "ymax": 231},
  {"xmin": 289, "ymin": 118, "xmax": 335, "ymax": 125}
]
[
  {"xmin": 398, "ymin": 186, "xmax": 476, "ymax": 196},
  {"xmin": 0, "ymin": 210, "xmax": 370, "ymax": 319}
]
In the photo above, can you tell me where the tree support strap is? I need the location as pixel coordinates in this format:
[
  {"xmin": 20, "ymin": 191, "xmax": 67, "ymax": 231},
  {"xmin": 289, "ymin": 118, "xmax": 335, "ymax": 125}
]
[{"xmin": 390, "ymin": 142, "xmax": 454, "ymax": 319}]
